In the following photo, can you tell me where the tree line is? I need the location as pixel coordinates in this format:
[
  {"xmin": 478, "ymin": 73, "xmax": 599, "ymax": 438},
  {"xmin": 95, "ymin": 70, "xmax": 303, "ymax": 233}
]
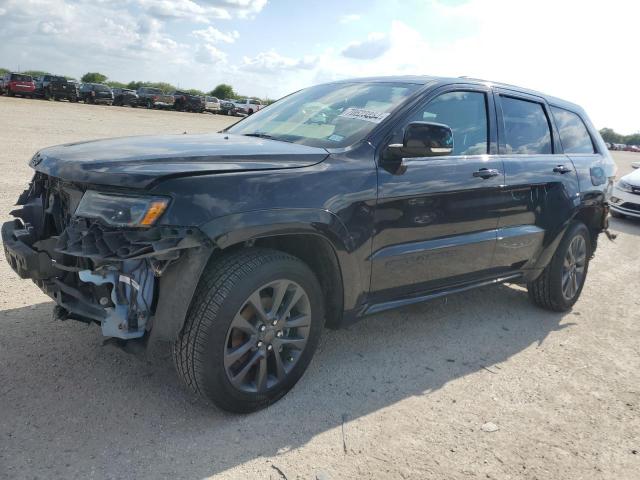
[
  {"xmin": 599, "ymin": 128, "xmax": 640, "ymax": 146},
  {"xmin": 0, "ymin": 68, "xmax": 269, "ymax": 104}
]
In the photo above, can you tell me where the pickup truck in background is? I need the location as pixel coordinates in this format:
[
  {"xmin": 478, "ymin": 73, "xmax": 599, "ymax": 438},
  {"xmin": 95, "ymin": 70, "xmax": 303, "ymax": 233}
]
[
  {"xmin": 137, "ymin": 87, "xmax": 175, "ymax": 109},
  {"xmin": 234, "ymin": 98, "xmax": 264, "ymax": 115},
  {"xmin": 0, "ymin": 72, "xmax": 36, "ymax": 97},
  {"xmin": 34, "ymin": 75, "xmax": 78, "ymax": 101},
  {"xmin": 172, "ymin": 91, "xmax": 205, "ymax": 113}
]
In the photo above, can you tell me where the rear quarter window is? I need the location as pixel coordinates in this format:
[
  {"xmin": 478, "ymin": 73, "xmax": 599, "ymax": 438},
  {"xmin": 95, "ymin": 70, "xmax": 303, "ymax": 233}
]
[{"xmin": 551, "ymin": 107, "xmax": 595, "ymax": 154}]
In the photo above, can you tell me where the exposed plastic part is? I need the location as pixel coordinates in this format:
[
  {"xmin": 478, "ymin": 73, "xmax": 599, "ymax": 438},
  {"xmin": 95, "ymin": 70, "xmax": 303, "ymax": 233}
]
[{"xmin": 79, "ymin": 260, "xmax": 155, "ymax": 339}]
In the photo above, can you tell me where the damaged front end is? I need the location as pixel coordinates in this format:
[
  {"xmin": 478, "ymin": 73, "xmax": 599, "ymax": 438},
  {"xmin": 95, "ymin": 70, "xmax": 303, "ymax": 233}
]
[{"xmin": 2, "ymin": 172, "xmax": 211, "ymax": 340}]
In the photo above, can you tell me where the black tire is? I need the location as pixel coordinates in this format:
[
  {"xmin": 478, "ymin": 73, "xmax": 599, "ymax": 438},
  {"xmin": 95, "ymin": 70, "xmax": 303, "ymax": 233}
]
[
  {"xmin": 527, "ymin": 222, "xmax": 591, "ymax": 312},
  {"xmin": 173, "ymin": 248, "xmax": 324, "ymax": 413},
  {"xmin": 146, "ymin": 100, "xmax": 153, "ymax": 109},
  {"xmin": 7, "ymin": 89, "xmax": 14, "ymax": 97}
]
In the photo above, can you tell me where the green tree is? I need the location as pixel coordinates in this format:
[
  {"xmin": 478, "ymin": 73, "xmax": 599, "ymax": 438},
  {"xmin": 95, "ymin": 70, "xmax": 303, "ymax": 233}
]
[
  {"xmin": 210, "ymin": 84, "xmax": 235, "ymax": 99},
  {"xmin": 106, "ymin": 80, "xmax": 128, "ymax": 89},
  {"xmin": 81, "ymin": 72, "xmax": 108, "ymax": 83},
  {"xmin": 599, "ymin": 128, "xmax": 623, "ymax": 144},
  {"xmin": 0, "ymin": 67, "xmax": 9, "ymax": 76},
  {"xmin": 185, "ymin": 88, "xmax": 205, "ymax": 96}
]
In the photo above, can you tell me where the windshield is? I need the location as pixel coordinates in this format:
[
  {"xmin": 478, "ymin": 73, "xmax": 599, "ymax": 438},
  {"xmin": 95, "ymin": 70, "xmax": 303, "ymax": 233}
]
[
  {"xmin": 94, "ymin": 84, "xmax": 111, "ymax": 92},
  {"xmin": 227, "ymin": 82, "xmax": 420, "ymax": 148},
  {"xmin": 10, "ymin": 74, "xmax": 32, "ymax": 82}
]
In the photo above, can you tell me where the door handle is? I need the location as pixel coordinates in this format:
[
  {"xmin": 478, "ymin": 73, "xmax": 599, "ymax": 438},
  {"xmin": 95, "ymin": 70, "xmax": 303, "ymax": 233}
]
[
  {"xmin": 472, "ymin": 168, "xmax": 500, "ymax": 179},
  {"xmin": 553, "ymin": 165, "xmax": 572, "ymax": 174}
]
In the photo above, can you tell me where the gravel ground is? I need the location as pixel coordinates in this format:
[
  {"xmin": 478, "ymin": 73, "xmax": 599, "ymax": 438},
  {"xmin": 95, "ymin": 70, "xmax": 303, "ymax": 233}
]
[{"xmin": 0, "ymin": 97, "xmax": 638, "ymax": 480}]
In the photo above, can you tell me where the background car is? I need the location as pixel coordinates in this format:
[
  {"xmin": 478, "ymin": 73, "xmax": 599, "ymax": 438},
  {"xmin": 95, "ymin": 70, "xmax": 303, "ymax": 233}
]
[
  {"xmin": 220, "ymin": 99, "xmax": 237, "ymax": 115},
  {"xmin": 34, "ymin": 75, "xmax": 77, "ymax": 101},
  {"xmin": 172, "ymin": 90, "xmax": 205, "ymax": 112},
  {"xmin": 0, "ymin": 72, "xmax": 36, "ymax": 98},
  {"xmin": 233, "ymin": 98, "xmax": 264, "ymax": 115},
  {"xmin": 610, "ymin": 168, "xmax": 640, "ymax": 219},
  {"xmin": 112, "ymin": 87, "xmax": 138, "ymax": 107},
  {"xmin": 137, "ymin": 87, "xmax": 175, "ymax": 109},
  {"xmin": 204, "ymin": 96, "xmax": 221, "ymax": 113},
  {"xmin": 79, "ymin": 83, "xmax": 114, "ymax": 105}
]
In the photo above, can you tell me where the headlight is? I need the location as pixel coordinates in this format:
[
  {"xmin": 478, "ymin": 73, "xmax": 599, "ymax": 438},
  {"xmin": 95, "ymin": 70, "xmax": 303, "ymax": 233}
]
[
  {"xmin": 616, "ymin": 180, "xmax": 634, "ymax": 193},
  {"xmin": 75, "ymin": 191, "xmax": 170, "ymax": 227}
]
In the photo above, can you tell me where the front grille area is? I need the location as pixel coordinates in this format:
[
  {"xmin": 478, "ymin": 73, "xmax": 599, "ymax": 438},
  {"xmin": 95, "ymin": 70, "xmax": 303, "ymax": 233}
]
[{"xmin": 620, "ymin": 202, "xmax": 640, "ymax": 212}]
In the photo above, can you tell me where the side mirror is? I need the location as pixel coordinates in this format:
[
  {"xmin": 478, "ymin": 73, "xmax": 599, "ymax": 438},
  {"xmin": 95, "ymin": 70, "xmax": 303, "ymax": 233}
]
[{"xmin": 388, "ymin": 121, "xmax": 454, "ymax": 158}]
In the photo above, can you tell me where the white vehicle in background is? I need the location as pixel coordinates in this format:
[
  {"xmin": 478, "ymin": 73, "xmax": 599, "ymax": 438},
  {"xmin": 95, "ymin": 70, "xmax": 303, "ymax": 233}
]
[
  {"xmin": 233, "ymin": 98, "xmax": 264, "ymax": 115},
  {"xmin": 610, "ymin": 168, "xmax": 640, "ymax": 219},
  {"xmin": 204, "ymin": 96, "xmax": 221, "ymax": 113}
]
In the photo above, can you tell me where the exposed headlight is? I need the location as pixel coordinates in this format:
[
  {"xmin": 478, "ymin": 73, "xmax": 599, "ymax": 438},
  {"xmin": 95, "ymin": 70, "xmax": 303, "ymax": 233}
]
[
  {"xmin": 616, "ymin": 180, "xmax": 634, "ymax": 193},
  {"xmin": 75, "ymin": 191, "xmax": 170, "ymax": 227}
]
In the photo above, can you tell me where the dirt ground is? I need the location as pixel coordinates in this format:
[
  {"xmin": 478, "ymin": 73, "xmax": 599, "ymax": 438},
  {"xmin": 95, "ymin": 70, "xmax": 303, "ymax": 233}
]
[{"xmin": 0, "ymin": 96, "xmax": 638, "ymax": 480}]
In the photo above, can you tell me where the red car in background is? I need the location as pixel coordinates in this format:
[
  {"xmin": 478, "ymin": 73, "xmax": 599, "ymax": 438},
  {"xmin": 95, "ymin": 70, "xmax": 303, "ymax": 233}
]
[{"xmin": 0, "ymin": 72, "xmax": 36, "ymax": 97}]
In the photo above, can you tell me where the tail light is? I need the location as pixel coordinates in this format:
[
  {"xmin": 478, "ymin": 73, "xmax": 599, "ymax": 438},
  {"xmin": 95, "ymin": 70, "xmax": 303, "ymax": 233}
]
[
  {"xmin": 153, "ymin": 96, "xmax": 158, "ymax": 101},
  {"xmin": 91, "ymin": 91, "xmax": 96, "ymax": 97}
]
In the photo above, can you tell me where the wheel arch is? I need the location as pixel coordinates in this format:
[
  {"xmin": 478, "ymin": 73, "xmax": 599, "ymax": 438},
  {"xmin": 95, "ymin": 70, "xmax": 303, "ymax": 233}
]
[{"xmin": 149, "ymin": 209, "xmax": 361, "ymax": 346}]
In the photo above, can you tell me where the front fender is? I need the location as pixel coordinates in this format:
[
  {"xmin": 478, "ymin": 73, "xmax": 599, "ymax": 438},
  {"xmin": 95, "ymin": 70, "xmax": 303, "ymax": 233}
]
[{"xmin": 201, "ymin": 208, "xmax": 365, "ymax": 312}]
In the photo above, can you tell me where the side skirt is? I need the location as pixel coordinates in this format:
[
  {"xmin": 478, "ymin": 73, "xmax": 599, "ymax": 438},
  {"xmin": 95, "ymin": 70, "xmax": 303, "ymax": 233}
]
[{"xmin": 361, "ymin": 272, "xmax": 523, "ymax": 317}]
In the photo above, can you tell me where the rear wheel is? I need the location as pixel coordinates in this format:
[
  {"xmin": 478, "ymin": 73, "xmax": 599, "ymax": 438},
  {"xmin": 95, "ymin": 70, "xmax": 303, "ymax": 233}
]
[
  {"xmin": 173, "ymin": 248, "xmax": 324, "ymax": 413},
  {"xmin": 527, "ymin": 222, "xmax": 590, "ymax": 312}
]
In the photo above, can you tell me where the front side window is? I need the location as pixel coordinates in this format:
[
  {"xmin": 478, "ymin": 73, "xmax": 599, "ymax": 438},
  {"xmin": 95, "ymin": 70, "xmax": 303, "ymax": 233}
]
[
  {"xmin": 500, "ymin": 96, "xmax": 552, "ymax": 154},
  {"xmin": 227, "ymin": 82, "xmax": 421, "ymax": 148},
  {"xmin": 405, "ymin": 91, "xmax": 488, "ymax": 156},
  {"xmin": 551, "ymin": 107, "xmax": 595, "ymax": 154}
]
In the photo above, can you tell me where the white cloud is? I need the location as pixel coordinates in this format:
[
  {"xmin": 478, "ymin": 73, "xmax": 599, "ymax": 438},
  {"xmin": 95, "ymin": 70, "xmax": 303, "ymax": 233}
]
[
  {"xmin": 192, "ymin": 26, "xmax": 239, "ymax": 44},
  {"xmin": 241, "ymin": 50, "xmax": 317, "ymax": 73},
  {"xmin": 341, "ymin": 32, "xmax": 390, "ymax": 60},
  {"xmin": 339, "ymin": 14, "xmax": 361, "ymax": 23},
  {"xmin": 136, "ymin": 0, "xmax": 267, "ymax": 22},
  {"xmin": 195, "ymin": 43, "xmax": 227, "ymax": 64}
]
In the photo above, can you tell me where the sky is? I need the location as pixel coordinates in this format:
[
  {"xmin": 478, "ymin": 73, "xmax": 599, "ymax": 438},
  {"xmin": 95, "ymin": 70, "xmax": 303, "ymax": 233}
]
[{"xmin": 0, "ymin": 0, "xmax": 638, "ymax": 134}]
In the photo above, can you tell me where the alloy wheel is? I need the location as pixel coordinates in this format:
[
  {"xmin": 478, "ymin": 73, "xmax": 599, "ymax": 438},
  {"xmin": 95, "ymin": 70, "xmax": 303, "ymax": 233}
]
[
  {"xmin": 561, "ymin": 235, "xmax": 587, "ymax": 300},
  {"xmin": 223, "ymin": 279, "xmax": 311, "ymax": 394}
]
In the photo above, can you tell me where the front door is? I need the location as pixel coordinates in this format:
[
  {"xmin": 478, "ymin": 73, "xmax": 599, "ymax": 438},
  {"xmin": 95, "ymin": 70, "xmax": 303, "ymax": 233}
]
[{"xmin": 370, "ymin": 85, "xmax": 504, "ymax": 301}]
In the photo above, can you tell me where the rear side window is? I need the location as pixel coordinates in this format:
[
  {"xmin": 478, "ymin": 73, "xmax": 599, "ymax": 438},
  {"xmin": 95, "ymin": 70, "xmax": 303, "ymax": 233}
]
[
  {"xmin": 10, "ymin": 74, "xmax": 32, "ymax": 82},
  {"xmin": 551, "ymin": 107, "xmax": 595, "ymax": 154},
  {"xmin": 500, "ymin": 96, "xmax": 552, "ymax": 154}
]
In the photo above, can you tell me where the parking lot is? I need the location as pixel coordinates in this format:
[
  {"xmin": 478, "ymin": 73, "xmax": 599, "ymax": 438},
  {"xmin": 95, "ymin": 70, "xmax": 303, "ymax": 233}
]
[{"xmin": 0, "ymin": 96, "xmax": 638, "ymax": 480}]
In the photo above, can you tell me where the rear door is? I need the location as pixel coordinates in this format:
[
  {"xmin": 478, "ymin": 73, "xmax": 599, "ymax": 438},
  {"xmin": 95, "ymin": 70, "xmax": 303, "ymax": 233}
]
[
  {"xmin": 370, "ymin": 84, "xmax": 504, "ymax": 300},
  {"xmin": 492, "ymin": 89, "xmax": 579, "ymax": 272}
]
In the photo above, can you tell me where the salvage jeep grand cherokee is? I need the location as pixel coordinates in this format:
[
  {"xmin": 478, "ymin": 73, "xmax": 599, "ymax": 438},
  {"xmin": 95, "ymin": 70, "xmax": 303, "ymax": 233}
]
[{"xmin": 3, "ymin": 76, "xmax": 615, "ymax": 412}]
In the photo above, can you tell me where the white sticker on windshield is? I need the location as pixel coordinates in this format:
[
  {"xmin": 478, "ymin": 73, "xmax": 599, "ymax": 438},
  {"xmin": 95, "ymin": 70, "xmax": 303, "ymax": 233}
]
[{"xmin": 339, "ymin": 107, "xmax": 390, "ymax": 124}]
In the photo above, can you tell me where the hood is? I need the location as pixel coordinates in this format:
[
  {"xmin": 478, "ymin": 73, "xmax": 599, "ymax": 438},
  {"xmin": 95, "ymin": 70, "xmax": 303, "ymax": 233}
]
[
  {"xmin": 621, "ymin": 167, "xmax": 640, "ymax": 186},
  {"xmin": 31, "ymin": 133, "xmax": 329, "ymax": 189}
]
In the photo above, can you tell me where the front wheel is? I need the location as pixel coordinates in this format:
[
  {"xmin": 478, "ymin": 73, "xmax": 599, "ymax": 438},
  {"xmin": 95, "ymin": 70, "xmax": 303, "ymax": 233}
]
[
  {"xmin": 173, "ymin": 248, "xmax": 324, "ymax": 413},
  {"xmin": 527, "ymin": 222, "xmax": 591, "ymax": 312}
]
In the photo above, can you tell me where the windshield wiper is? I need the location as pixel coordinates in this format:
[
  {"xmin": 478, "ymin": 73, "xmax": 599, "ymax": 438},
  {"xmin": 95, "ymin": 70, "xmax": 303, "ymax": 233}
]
[
  {"xmin": 243, "ymin": 132, "xmax": 275, "ymax": 139},
  {"xmin": 242, "ymin": 132, "xmax": 294, "ymax": 143}
]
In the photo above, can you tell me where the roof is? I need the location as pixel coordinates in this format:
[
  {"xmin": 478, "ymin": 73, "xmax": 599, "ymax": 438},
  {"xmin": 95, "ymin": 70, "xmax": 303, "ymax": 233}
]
[{"xmin": 329, "ymin": 75, "xmax": 584, "ymax": 113}]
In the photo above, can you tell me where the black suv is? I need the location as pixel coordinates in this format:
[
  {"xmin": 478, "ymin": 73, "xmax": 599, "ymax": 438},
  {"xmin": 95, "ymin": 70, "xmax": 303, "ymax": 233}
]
[
  {"xmin": 34, "ymin": 75, "xmax": 77, "ymax": 101},
  {"xmin": 79, "ymin": 83, "xmax": 114, "ymax": 105},
  {"xmin": 112, "ymin": 88, "xmax": 138, "ymax": 107},
  {"xmin": 172, "ymin": 90, "xmax": 205, "ymax": 112},
  {"xmin": 2, "ymin": 76, "xmax": 615, "ymax": 412}
]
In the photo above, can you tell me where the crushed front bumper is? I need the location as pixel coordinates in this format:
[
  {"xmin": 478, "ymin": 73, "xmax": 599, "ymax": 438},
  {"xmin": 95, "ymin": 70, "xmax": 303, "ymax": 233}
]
[{"xmin": 3, "ymin": 174, "xmax": 213, "ymax": 341}]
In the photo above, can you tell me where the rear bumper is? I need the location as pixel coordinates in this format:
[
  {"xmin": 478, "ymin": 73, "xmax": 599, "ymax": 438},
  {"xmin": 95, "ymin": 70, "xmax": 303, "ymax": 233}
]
[{"xmin": 8, "ymin": 85, "xmax": 35, "ymax": 93}]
